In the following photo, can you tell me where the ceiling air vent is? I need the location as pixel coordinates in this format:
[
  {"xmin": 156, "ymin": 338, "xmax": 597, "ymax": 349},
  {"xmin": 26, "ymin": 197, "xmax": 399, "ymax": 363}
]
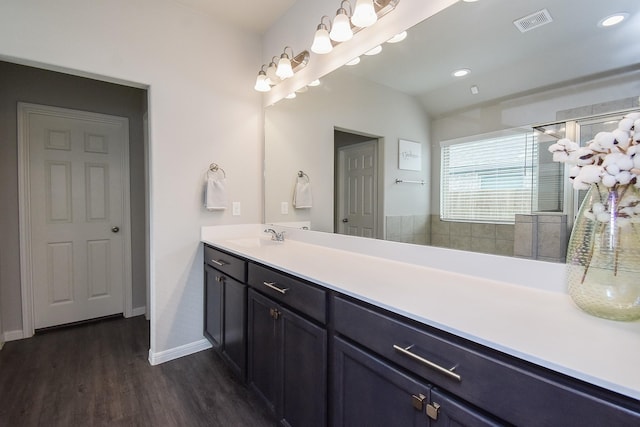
[{"xmin": 513, "ymin": 8, "xmax": 553, "ymax": 33}]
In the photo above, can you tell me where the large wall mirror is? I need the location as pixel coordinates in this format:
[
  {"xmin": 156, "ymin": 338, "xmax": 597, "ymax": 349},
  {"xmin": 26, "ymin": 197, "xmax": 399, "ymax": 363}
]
[{"xmin": 264, "ymin": 0, "xmax": 639, "ymax": 262}]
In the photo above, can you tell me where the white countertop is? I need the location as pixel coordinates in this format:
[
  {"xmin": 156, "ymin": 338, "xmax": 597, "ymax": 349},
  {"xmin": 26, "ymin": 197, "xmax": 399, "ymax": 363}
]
[{"xmin": 201, "ymin": 224, "xmax": 640, "ymax": 401}]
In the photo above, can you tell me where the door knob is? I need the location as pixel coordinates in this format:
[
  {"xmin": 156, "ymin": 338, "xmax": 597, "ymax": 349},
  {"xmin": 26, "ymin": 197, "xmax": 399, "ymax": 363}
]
[
  {"xmin": 111, "ymin": 226, "xmax": 120, "ymax": 233},
  {"xmin": 342, "ymin": 218, "xmax": 349, "ymax": 223}
]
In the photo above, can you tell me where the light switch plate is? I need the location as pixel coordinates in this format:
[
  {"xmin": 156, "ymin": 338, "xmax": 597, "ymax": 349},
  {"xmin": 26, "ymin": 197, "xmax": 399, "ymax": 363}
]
[
  {"xmin": 281, "ymin": 202, "xmax": 289, "ymax": 214},
  {"xmin": 232, "ymin": 202, "xmax": 241, "ymax": 216}
]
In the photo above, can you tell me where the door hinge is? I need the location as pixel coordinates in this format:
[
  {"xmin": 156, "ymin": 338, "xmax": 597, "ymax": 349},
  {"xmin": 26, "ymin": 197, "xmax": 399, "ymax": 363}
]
[
  {"xmin": 411, "ymin": 393, "xmax": 427, "ymax": 411},
  {"xmin": 426, "ymin": 402, "xmax": 440, "ymax": 420}
]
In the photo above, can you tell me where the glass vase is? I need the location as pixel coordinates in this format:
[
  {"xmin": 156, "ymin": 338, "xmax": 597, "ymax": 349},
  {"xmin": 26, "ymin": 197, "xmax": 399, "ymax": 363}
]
[{"xmin": 566, "ymin": 184, "xmax": 640, "ymax": 321}]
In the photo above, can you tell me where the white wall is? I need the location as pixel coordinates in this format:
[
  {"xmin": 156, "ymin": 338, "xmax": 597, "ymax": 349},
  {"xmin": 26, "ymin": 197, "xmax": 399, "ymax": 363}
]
[
  {"xmin": 0, "ymin": 0, "xmax": 263, "ymax": 358},
  {"xmin": 265, "ymin": 68, "xmax": 430, "ymax": 233}
]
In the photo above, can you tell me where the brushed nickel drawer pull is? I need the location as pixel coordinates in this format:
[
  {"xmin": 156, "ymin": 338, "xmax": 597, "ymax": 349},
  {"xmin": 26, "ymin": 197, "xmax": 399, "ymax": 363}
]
[
  {"xmin": 393, "ymin": 344, "xmax": 462, "ymax": 382},
  {"xmin": 210, "ymin": 259, "xmax": 227, "ymax": 267},
  {"xmin": 263, "ymin": 281, "xmax": 289, "ymax": 295}
]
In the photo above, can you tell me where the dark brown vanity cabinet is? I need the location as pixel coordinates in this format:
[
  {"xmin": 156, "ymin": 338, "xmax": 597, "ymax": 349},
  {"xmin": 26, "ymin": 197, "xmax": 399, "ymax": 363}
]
[
  {"xmin": 202, "ymin": 244, "xmax": 640, "ymax": 426},
  {"xmin": 332, "ymin": 336, "xmax": 502, "ymax": 427},
  {"xmin": 332, "ymin": 295, "xmax": 640, "ymax": 427},
  {"xmin": 203, "ymin": 245, "xmax": 247, "ymax": 380},
  {"xmin": 247, "ymin": 264, "xmax": 327, "ymax": 427}
]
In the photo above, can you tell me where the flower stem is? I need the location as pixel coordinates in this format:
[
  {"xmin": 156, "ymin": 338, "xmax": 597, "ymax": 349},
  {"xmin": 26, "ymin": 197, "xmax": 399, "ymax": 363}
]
[{"xmin": 581, "ymin": 221, "xmax": 602, "ymax": 284}]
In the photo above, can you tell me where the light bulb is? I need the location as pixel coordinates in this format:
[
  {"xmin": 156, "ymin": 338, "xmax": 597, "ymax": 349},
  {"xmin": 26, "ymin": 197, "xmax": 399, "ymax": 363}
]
[
  {"xmin": 254, "ymin": 72, "xmax": 271, "ymax": 92},
  {"xmin": 330, "ymin": 10, "xmax": 353, "ymax": 42},
  {"xmin": 351, "ymin": 0, "xmax": 377, "ymax": 28},
  {"xmin": 346, "ymin": 57, "xmax": 361, "ymax": 66},
  {"xmin": 308, "ymin": 79, "xmax": 321, "ymax": 87},
  {"xmin": 311, "ymin": 25, "xmax": 333, "ymax": 54},
  {"xmin": 276, "ymin": 54, "xmax": 294, "ymax": 79},
  {"xmin": 266, "ymin": 61, "xmax": 280, "ymax": 85},
  {"xmin": 285, "ymin": 92, "xmax": 297, "ymax": 99}
]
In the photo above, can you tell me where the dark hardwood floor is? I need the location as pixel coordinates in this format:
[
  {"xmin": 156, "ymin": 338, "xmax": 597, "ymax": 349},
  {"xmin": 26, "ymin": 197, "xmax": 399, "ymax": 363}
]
[{"xmin": 0, "ymin": 316, "xmax": 278, "ymax": 426}]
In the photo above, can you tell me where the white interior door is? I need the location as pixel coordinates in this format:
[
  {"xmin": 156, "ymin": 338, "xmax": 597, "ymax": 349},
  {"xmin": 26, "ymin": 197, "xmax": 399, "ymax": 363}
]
[
  {"xmin": 337, "ymin": 140, "xmax": 378, "ymax": 238},
  {"xmin": 21, "ymin": 104, "xmax": 130, "ymax": 330}
]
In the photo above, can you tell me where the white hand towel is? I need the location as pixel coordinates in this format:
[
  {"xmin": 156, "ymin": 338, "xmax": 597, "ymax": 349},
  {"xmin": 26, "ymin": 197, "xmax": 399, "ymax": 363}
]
[
  {"xmin": 205, "ymin": 174, "xmax": 227, "ymax": 210},
  {"xmin": 293, "ymin": 181, "xmax": 312, "ymax": 209}
]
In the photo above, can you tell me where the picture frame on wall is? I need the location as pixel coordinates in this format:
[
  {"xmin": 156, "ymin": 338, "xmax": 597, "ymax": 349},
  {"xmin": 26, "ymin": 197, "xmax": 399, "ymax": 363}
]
[{"xmin": 398, "ymin": 139, "xmax": 421, "ymax": 171}]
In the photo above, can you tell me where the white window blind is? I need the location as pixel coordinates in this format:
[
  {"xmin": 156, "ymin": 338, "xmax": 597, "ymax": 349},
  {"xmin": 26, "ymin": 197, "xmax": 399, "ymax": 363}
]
[{"xmin": 440, "ymin": 131, "xmax": 536, "ymax": 223}]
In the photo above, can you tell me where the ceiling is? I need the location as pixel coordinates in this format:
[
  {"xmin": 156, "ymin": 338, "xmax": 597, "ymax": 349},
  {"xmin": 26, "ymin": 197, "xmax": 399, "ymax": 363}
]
[
  {"xmin": 342, "ymin": 0, "xmax": 640, "ymax": 116},
  {"xmin": 173, "ymin": 0, "xmax": 296, "ymax": 33}
]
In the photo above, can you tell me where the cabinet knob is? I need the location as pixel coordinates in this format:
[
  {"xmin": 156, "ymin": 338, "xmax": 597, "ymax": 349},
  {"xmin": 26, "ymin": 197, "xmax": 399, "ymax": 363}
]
[
  {"xmin": 426, "ymin": 402, "xmax": 441, "ymax": 420},
  {"xmin": 411, "ymin": 394, "xmax": 427, "ymax": 411}
]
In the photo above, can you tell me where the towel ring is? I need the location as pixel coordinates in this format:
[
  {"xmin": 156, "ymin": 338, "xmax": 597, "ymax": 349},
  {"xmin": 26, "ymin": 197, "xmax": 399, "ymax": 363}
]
[{"xmin": 209, "ymin": 163, "xmax": 226, "ymax": 178}]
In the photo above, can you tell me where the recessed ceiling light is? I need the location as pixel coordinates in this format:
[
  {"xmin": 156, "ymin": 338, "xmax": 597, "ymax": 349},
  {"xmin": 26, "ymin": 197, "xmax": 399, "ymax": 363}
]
[
  {"xmin": 364, "ymin": 45, "xmax": 382, "ymax": 56},
  {"xmin": 387, "ymin": 31, "xmax": 407, "ymax": 43},
  {"xmin": 346, "ymin": 57, "xmax": 361, "ymax": 66},
  {"xmin": 599, "ymin": 12, "xmax": 629, "ymax": 27},
  {"xmin": 452, "ymin": 68, "xmax": 471, "ymax": 77}
]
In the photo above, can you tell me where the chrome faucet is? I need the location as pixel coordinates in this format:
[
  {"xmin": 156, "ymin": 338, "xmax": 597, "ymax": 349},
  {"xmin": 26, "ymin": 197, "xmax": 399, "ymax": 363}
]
[{"xmin": 264, "ymin": 228, "xmax": 285, "ymax": 242}]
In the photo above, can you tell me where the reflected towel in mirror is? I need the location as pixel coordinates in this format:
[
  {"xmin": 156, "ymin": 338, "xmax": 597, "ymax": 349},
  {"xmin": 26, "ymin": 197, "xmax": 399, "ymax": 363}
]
[{"xmin": 293, "ymin": 180, "xmax": 312, "ymax": 209}]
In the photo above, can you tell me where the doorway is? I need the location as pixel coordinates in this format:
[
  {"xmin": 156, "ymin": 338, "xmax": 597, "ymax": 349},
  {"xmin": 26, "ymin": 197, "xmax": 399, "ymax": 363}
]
[
  {"xmin": 0, "ymin": 60, "xmax": 148, "ymax": 339},
  {"xmin": 19, "ymin": 103, "xmax": 131, "ymax": 330},
  {"xmin": 334, "ymin": 129, "xmax": 381, "ymax": 238}
]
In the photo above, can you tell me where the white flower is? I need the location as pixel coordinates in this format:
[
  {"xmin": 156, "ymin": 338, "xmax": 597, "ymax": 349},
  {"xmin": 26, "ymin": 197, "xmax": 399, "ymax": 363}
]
[
  {"xmin": 573, "ymin": 164, "xmax": 602, "ymax": 190},
  {"xmin": 612, "ymin": 129, "xmax": 631, "ymax": 150},
  {"xmin": 618, "ymin": 117, "xmax": 634, "ymax": 132},
  {"xmin": 603, "ymin": 153, "xmax": 633, "ymax": 171},
  {"xmin": 594, "ymin": 131, "xmax": 616, "ymax": 150},
  {"xmin": 551, "ymin": 112, "xmax": 639, "ymax": 193},
  {"xmin": 548, "ymin": 138, "xmax": 578, "ymax": 161},
  {"xmin": 568, "ymin": 147, "xmax": 596, "ymax": 166},
  {"xmin": 601, "ymin": 172, "xmax": 617, "ymax": 187}
]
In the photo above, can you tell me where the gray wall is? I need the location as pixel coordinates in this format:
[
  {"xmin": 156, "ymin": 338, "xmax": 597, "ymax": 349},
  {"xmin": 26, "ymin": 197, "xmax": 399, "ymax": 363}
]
[{"xmin": 0, "ymin": 61, "xmax": 147, "ymax": 333}]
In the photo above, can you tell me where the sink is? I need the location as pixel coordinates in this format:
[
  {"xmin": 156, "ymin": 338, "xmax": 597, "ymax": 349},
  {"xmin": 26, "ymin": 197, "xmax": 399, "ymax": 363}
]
[{"xmin": 226, "ymin": 237, "xmax": 281, "ymax": 248}]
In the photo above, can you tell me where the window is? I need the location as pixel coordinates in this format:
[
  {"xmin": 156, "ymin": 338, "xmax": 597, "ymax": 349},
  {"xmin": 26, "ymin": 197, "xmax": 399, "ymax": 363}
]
[{"xmin": 440, "ymin": 130, "xmax": 537, "ymax": 223}]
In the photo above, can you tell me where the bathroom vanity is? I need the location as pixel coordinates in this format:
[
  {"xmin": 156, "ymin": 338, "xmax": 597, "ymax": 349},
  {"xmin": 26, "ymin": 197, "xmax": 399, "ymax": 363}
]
[{"xmin": 201, "ymin": 225, "xmax": 640, "ymax": 426}]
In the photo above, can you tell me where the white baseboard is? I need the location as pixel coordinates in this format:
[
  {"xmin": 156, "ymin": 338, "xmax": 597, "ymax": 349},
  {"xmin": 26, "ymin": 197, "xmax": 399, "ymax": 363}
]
[
  {"xmin": 148, "ymin": 338, "xmax": 212, "ymax": 366},
  {"xmin": 131, "ymin": 306, "xmax": 146, "ymax": 317},
  {"xmin": 4, "ymin": 330, "xmax": 25, "ymax": 342}
]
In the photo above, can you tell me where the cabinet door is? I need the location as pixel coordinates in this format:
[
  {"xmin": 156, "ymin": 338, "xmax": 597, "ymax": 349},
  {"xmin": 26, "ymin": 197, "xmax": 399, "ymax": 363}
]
[
  {"xmin": 204, "ymin": 264, "xmax": 224, "ymax": 348},
  {"xmin": 281, "ymin": 306, "xmax": 327, "ymax": 427},
  {"xmin": 332, "ymin": 337, "xmax": 430, "ymax": 427},
  {"xmin": 222, "ymin": 276, "xmax": 247, "ymax": 380},
  {"xmin": 429, "ymin": 388, "xmax": 505, "ymax": 427},
  {"xmin": 247, "ymin": 289, "xmax": 279, "ymax": 414}
]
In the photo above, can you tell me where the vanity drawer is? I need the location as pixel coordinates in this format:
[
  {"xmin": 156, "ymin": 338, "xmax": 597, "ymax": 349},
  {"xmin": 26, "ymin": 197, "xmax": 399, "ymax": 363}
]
[
  {"xmin": 248, "ymin": 263, "xmax": 326, "ymax": 324},
  {"xmin": 333, "ymin": 295, "xmax": 640, "ymax": 426},
  {"xmin": 204, "ymin": 245, "xmax": 247, "ymax": 282}
]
